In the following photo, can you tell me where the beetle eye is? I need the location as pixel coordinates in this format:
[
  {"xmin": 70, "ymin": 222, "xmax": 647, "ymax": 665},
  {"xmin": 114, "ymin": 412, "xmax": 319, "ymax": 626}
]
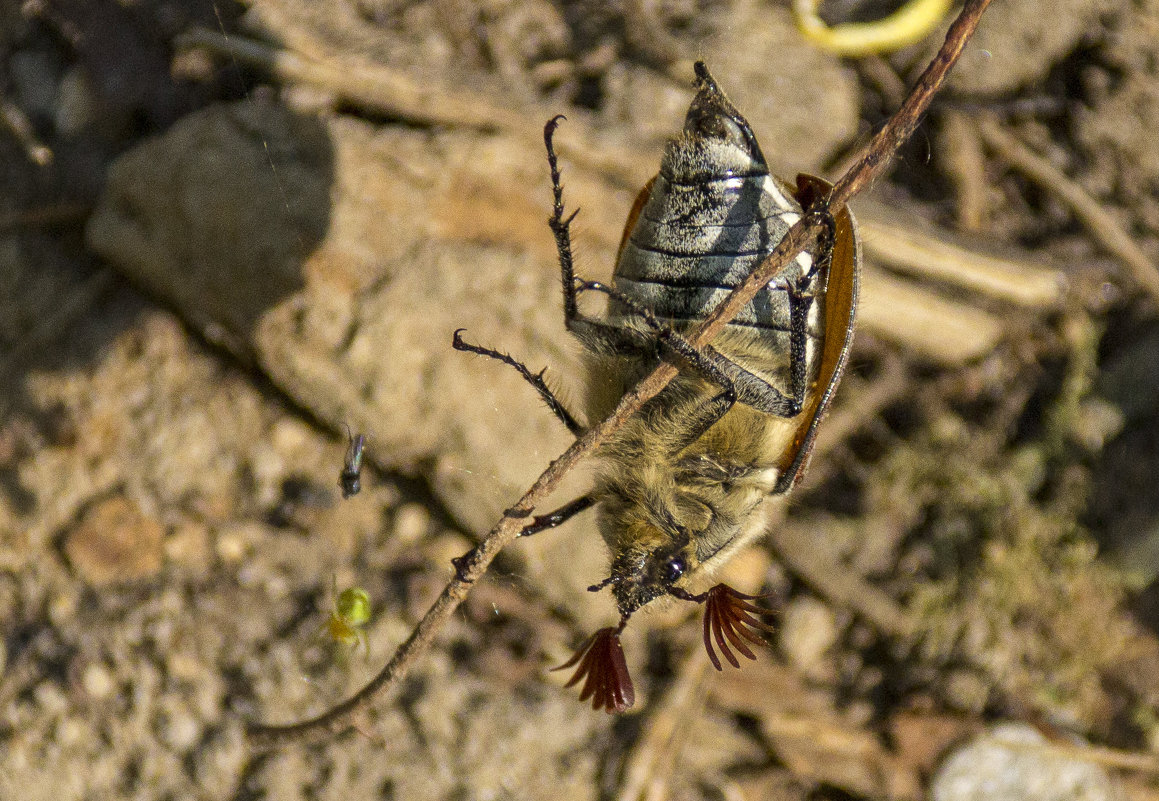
[{"xmin": 663, "ymin": 557, "xmax": 685, "ymax": 584}]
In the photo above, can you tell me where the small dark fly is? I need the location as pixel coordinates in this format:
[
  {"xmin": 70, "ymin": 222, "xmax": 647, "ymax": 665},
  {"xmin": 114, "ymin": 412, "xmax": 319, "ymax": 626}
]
[{"xmin": 338, "ymin": 426, "xmax": 366, "ymax": 500}]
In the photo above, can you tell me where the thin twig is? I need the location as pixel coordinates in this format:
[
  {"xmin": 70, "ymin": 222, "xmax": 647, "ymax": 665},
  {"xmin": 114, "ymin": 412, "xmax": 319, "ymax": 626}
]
[
  {"xmin": 247, "ymin": 363, "xmax": 676, "ymax": 745},
  {"xmin": 976, "ymin": 113, "xmax": 1159, "ymax": 302},
  {"xmin": 940, "ymin": 109, "xmax": 988, "ymax": 231},
  {"xmin": 836, "ymin": 1, "xmax": 990, "ymax": 207},
  {"xmin": 245, "ymin": 0, "xmax": 992, "ymax": 746}
]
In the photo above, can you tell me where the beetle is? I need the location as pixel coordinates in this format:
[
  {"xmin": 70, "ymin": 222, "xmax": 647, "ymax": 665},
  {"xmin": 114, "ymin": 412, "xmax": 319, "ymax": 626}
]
[{"xmin": 455, "ymin": 61, "xmax": 860, "ymax": 711}]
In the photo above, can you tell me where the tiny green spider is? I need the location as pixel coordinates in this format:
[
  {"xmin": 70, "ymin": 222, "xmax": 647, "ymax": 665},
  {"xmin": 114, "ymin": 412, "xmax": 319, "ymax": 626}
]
[{"xmin": 322, "ymin": 577, "xmax": 372, "ymax": 658}]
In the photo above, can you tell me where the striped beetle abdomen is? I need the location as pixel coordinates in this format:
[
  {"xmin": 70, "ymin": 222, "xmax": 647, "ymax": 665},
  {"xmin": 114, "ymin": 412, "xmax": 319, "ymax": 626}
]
[{"xmin": 609, "ymin": 96, "xmax": 827, "ymax": 395}]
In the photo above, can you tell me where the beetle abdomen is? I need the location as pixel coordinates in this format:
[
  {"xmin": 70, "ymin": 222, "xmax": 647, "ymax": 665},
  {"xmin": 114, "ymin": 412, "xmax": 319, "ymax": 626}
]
[
  {"xmin": 613, "ymin": 163, "xmax": 817, "ymax": 332},
  {"xmin": 606, "ymin": 83, "xmax": 831, "ymax": 400}
]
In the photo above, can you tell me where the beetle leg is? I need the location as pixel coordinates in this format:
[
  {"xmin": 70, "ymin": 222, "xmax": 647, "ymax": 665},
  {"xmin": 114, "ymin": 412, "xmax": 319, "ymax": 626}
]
[
  {"xmin": 674, "ymin": 391, "xmax": 737, "ymax": 452},
  {"xmin": 452, "ymin": 329, "xmax": 585, "ymax": 436},
  {"xmin": 543, "ymin": 117, "xmax": 652, "ymax": 359},
  {"xmin": 517, "ymin": 495, "xmax": 598, "ymax": 538},
  {"xmin": 790, "ymin": 206, "xmax": 836, "ymax": 294},
  {"xmin": 575, "ymin": 281, "xmax": 735, "ymax": 391},
  {"xmin": 780, "ymin": 273, "xmax": 813, "ymax": 411},
  {"xmin": 575, "ymin": 280, "xmax": 808, "ymax": 421},
  {"xmin": 544, "ymin": 116, "xmax": 581, "ymax": 324}
]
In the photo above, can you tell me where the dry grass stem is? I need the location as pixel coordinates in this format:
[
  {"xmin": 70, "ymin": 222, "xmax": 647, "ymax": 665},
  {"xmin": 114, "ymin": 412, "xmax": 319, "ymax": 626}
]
[
  {"xmin": 858, "ymin": 206, "xmax": 1066, "ymax": 308},
  {"xmin": 796, "ymin": 353, "xmax": 908, "ymax": 491},
  {"xmin": 939, "ymin": 109, "xmax": 988, "ymax": 231},
  {"xmin": 761, "ymin": 711, "xmax": 914, "ymax": 798},
  {"xmin": 856, "ymin": 56, "xmax": 908, "ymax": 110},
  {"xmin": 1, "ymin": 95, "xmax": 53, "ymax": 166},
  {"xmin": 176, "ymin": 27, "xmax": 516, "ymax": 131},
  {"xmin": 615, "ymin": 649, "xmax": 710, "ymax": 801},
  {"xmin": 1002, "ymin": 738, "xmax": 1159, "ymax": 774},
  {"xmin": 770, "ymin": 523, "xmax": 914, "ymax": 639},
  {"xmin": 859, "ymin": 264, "xmax": 1004, "ymax": 363}
]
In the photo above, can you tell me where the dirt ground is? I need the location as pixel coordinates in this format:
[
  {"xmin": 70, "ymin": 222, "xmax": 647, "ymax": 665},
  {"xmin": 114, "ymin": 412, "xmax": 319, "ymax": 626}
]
[{"xmin": 4, "ymin": 0, "xmax": 1159, "ymax": 799}]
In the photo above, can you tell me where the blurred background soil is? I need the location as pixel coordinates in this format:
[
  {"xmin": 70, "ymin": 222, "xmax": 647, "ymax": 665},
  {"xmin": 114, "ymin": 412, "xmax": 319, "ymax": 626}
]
[{"xmin": 3, "ymin": 0, "xmax": 1159, "ymax": 798}]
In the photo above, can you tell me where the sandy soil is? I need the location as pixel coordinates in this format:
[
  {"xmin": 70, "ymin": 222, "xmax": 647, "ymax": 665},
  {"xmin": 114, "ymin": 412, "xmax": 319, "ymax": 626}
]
[{"xmin": 3, "ymin": 0, "xmax": 1159, "ymax": 799}]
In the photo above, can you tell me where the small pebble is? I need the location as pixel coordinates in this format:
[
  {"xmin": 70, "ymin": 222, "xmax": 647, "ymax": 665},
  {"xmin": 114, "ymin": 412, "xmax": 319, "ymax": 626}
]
[
  {"xmin": 55, "ymin": 66, "xmax": 97, "ymax": 136},
  {"xmin": 56, "ymin": 716, "xmax": 88, "ymax": 747},
  {"xmin": 932, "ymin": 722, "xmax": 1117, "ymax": 801},
  {"xmin": 161, "ymin": 709, "xmax": 202, "ymax": 751},
  {"xmin": 394, "ymin": 502, "xmax": 430, "ymax": 545},
  {"xmin": 48, "ymin": 589, "xmax": 79, "ymax": 626},
  {"xmin": 9, "ymin": 50, "xmax": 60, "ymax": 119},
  {"xmin": 164, "ymin": 521, "xmax": 211, "ymax": 567},
  {"xmin": 34, "ymin": 681, "xmax": 68, "ymax": 715},
  {"xmin": 82, "ymin": 662, "xmax": 115, "ymax": 700},
  {"xmin": 270, "ymin": 418, "xmax": 313, "ymax": 453},
  {"xmin": 64, "ymin": 496, "xmax": 163, "ymax": 585},
  {"xmin": 167, "ymin": 652, "xmax": 201, "ymax": 682},
  {"xmin": 779, "ymin": 597, "xmax": 838, "ymax": 679},
  {"xmin": 943, "ymin": 669, "xmax": 990, "ymax": 714},
  {"xmin": 215, "ymin": 523, "xmax": 260, "ymax": 563}
]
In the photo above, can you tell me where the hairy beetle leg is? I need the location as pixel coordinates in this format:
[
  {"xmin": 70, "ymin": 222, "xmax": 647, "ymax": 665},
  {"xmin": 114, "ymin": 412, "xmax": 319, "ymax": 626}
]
[{"xmin": 452, "ymin": 328, "xmax": 585, "ymax": 436}]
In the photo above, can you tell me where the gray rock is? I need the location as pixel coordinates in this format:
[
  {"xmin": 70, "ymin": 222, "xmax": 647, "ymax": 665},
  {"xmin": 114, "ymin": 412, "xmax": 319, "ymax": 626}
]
[{"xmin": 932, "ymin": 722, "xmax": 1119, "ymax": 801}]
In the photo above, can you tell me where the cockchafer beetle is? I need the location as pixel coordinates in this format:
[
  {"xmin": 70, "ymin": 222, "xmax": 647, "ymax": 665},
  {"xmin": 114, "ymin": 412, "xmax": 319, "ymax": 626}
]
[{"xmin": 456, "ymin": 61, "xmax": 859, "ymax": 712}]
